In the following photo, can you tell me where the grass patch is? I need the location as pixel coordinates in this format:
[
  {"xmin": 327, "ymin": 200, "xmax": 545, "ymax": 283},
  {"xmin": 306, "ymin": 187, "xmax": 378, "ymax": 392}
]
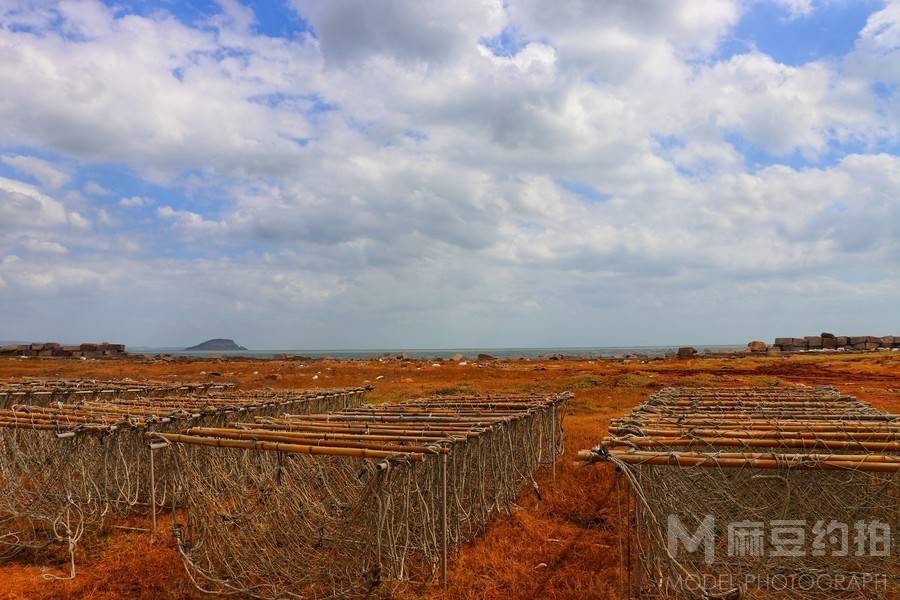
[
  {"xmin": 431, "ymin": 384, "xmax": 471, "ymax": 396},
  {"xmin": 571, "ymin": 376, "xmax": 602, "ymax": 388},
  {"xmin": 606, "ymin": 373, "xmax": 657, "ymax": 388},
  {"xmin": 677, "ymin": 374, "xmax": 722, "ymax": 387},
  {"xmin": 569, "ymin": 373, "xmax": 657, "ymax": 389}
]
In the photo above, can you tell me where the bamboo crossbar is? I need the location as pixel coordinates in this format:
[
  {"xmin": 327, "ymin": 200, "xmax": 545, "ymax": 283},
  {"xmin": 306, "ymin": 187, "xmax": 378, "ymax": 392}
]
[
  {"xmin": 0, "ymin": 420, "xmax": 116, "ymax": 433},
  {"xmin": 254, "ymin": 421, "xmax": 482, "ymax": 438},
  {"xmin": 152, "ymin": 432, "xmax": 424, "ymax": 461},
  {"xmin": 187, "ymin": 427, "xmax": 450, "ymax": 454},
  {"xmin": 634, "ymin": 410, "xmax": 892, "ymax": 420},
  {"xmin": 0, "ymin": 413, "xmax": 133, "ymax": 426},
  {"xmin": 296, "ymin": 414, "xmax": 516, "ymax": 424},
  {"xmin": 613, "ymin": 419, "xmax": 900, "ymax": 430},
  {"xmin": 610, "ymin": 427, "xmax": 900, "ymax": 441},
  {"xmin": 599, "ymin": 450, "xmax": 900, "ymax": 473},
  {"xmin": 605, "ymin": 436, "xmax": 900, "ymax": 452},
  {"xmin": 234, "ymin": 422, "xmax": 460, "ymax": 442}
]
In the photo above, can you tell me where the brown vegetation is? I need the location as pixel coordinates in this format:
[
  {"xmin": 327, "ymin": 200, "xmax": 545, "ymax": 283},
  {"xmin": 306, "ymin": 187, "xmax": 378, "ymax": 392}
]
[{"xmin": 0, "ymin": 352, "xmax": 897, "ymax": 599}]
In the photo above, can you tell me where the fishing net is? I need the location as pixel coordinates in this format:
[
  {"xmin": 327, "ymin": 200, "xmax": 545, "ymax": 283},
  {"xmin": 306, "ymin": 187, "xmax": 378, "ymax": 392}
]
[
  {"xmin": 580, "ymin": 387, "xmax": 899, "ymax": 599},
  {"xmin": 0, "ymin": 380, "xmax": 234, "ymax": 409},
  {"xmin": 0, "ymin": 382, "xmax": 369, "ymax": 578},
  {"xmin": 161, "ymin": 392, "xmax": 570, "ymax": 599}
]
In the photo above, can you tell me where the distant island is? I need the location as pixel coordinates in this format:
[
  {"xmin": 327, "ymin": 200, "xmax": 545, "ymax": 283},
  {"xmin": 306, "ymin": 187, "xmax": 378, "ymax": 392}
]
[{"xmin": 185, "ymin": 338, "xmax": 247, "ymax": 351}]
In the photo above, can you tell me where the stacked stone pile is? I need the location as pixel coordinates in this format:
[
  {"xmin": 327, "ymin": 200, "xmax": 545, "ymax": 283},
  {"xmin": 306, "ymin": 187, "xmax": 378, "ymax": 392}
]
[
  {"xmin": 0, "ymin": 342, "xmax": 127, "ymax": 358},
  {"xmin": 772, "ymin": 332, "xmax": 900, "ymax": 352}
]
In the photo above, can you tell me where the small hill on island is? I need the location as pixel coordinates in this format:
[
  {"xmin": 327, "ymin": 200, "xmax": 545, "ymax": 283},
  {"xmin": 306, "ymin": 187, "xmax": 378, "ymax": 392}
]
[{"xmin": 185, "ymin": 338, "xmax": 247, "ymax": 351}]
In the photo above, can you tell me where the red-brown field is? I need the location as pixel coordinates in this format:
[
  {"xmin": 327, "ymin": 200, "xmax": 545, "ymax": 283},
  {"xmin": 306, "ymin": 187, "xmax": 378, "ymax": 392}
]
[{"xmin": 0, "ymin": 353, "xmax": 897, "ymax": 600}]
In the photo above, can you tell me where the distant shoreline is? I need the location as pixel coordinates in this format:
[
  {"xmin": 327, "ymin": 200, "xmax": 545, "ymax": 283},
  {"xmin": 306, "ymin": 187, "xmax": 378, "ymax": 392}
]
[{"xmin": 125, "ymin": 345, "xmax": 745, "ymax": 360}]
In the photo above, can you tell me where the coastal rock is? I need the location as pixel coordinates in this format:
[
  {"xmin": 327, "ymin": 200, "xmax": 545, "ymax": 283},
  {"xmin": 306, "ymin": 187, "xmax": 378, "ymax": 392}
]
[
  {"xmin": 821, "ymin": 332, "xmax": 836, "ymax": 339},
  {"xmin": 747, "ymin": 341, "xmax": 767, "ymax": 353},
  {"xmin": 851, "ymin": 341, "xmax": 880, "ymax": 351},
  {"xmin": 477, "ymin": 353, "xmax": 497, "ymax": 361},
  {"xmin": 451, "ymin": 353, "xmax": 465, "ymax": 362},
  {"xmin": 0, "ymin": 341, "xmax": 127, "ymax": 358},
  {"xmin": 773, "ymin": 338, "xmax": 806, "ymax": 350},
  {"xmin": 676, "ymin": 347, "xmax": 697, "ymax": 359},
  {"xmin": 822, "ymin": 337, "xmax": 837, "ymax": 349},
  {"xmin": 804, "ymin": 336, "xmax": 822, "ymax": 349},
  {"xmin": 185, "ymin": 339, "xmax": 247, "ymax": 351}
]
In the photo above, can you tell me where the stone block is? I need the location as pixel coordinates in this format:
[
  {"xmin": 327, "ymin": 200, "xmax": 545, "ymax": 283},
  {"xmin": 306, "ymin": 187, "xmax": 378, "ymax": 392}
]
[
  {"xmin": 676, "ymin": 347, "xmax": 697, "ymax": 359},
  {"xmin": 852, "ymin": 341, "xmax": 880, "ymax": 351}
]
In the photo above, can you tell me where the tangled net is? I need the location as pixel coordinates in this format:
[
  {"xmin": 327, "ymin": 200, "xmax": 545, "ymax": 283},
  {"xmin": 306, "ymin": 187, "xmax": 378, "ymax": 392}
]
[
  {"xmin": 0, "ymin": 379, "xmax": 234, "ymax": 409},
  {"xmin": 579, "ymin": 386, "xmax": 899, "ymax": 599},
  {"xmin": 158, "ymin": 392, "xmax": 570, "ymax": 599},
  {"xmin": 0, "ymin": 381, "xmax": 369, "ymax": 578}
]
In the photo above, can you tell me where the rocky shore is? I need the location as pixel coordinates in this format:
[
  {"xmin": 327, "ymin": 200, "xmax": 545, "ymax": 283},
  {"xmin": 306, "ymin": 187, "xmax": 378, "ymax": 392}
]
[
  {"xmin": 770, "ymin": 333, "xmax": 900, "ymax": 352},
  {"xmin": 0, "ymin": 342, "xmax": 127, "ymax": 358}
]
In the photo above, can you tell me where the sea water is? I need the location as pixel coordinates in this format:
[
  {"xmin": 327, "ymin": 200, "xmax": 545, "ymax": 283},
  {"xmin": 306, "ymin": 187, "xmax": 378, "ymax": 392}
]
[{"xmin": 126, "ymin": 345, "xmax": 744, "ymax": 359}]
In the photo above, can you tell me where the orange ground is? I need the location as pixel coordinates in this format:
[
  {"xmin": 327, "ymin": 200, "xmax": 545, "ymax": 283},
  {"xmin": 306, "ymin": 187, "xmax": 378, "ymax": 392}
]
[{"xmin": 0, "ymin": 352, "xmax": 898, "ymax": 600}]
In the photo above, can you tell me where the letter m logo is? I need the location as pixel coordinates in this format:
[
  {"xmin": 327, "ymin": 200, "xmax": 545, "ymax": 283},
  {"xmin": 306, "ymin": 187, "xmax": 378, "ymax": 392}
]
[{"xmin": 668, "ymin": 515, "xmax": 715, "ymax": 565}]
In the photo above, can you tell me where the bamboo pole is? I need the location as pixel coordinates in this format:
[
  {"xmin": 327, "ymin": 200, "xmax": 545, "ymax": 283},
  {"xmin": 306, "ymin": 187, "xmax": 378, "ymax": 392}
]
[
  {"xmin": 551, "ymin": 404, "xmax": 557, "ymax": 484},
  {"xmin": 583, "ymin": 450, "xmax": 900, "ymax": 473},
  {"xmin": 632, "ymin": 411, "xmax": 897, "ymax": 420},
  {"xmin": 254, "ymin": 421, "xmax": 485, "ymax": 438},
  {"xmin": 231, "ymin": 425, "xmax": 457, "ymax": 443},
  {"xmin": 441, "ymin": 451, "xmax": 448, "ymax": 588},
  {"xmin": 613, "ymin": 420, "xmax": 900, "ymax": 432},
  {"xmin": 154, "ymin": 432, "xmax": 425, "ymax": 461},
  {"xmin": 605, "ymin": 436, "xmax": 900, "ymax": 452},
  {"xmin": 612, "ymin": 427, "xmax": 900, "ymax": 440},
  {"xmin": 185, "ymin": 427, "xmax": 449, "ymax": 454},
  {"xmin": 149, "ymin": 443, "xmax": 157, "ymax": 531}
]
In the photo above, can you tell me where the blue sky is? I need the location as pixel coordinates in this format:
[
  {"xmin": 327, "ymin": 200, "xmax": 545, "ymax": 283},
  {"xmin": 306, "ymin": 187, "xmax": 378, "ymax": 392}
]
[{"xmin": 1, "ymin": 0, "xmax": 899, "ymax": 348}]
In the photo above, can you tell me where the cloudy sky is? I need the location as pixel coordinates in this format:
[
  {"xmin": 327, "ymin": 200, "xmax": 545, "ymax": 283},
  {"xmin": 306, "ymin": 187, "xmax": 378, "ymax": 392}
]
[{"xmin": 1, "ymin": 0, "xmax": 899, "ymax": 348}]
